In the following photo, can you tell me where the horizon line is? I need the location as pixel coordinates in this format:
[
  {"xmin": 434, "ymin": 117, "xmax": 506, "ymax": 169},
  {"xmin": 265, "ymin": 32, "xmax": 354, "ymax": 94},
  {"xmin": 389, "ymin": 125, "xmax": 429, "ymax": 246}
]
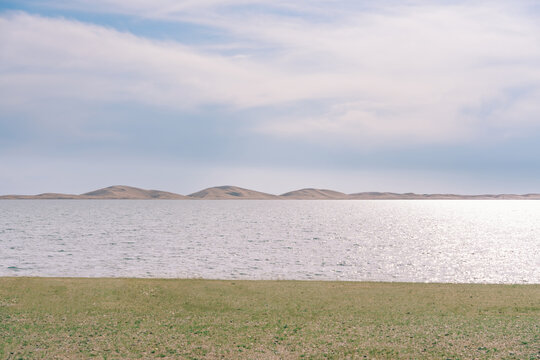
[{"xmin": 1, "ymin": 184, "xmax": 540, "ymax": 200}]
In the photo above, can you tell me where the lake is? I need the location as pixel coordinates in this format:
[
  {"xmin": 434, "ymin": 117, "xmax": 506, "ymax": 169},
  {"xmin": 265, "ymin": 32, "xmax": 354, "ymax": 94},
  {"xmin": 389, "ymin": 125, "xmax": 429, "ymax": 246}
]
[{"xmin": 1, "ymin": 200, "xmax": 539, "ymax": 283}]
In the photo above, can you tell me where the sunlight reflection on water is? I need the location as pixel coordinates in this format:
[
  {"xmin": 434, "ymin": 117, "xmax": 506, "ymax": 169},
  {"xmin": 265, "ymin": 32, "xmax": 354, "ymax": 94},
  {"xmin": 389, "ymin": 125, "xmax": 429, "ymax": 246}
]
[{"xmin": 0, "ymin": 200, "xmax": 539, "ymax": 283}]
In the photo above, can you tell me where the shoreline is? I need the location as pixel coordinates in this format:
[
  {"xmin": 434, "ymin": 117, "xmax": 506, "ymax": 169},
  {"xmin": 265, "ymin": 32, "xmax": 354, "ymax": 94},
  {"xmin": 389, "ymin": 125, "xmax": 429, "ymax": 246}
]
[
  {"xmin": 1, "ymin": 276, "xmax": 539, "ymax": 285},
  {"xmin": 3, "ymin": 197, "xmax": 540, "ymax": 200}
]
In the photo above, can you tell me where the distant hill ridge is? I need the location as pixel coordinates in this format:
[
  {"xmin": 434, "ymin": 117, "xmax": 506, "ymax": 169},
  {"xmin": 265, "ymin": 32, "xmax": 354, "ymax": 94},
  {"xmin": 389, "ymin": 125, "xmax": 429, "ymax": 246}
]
[
  {"xmin": 281, "ymin": 188, "xmax": 349, "ymax": 199},
  {"xmin": 0, "ymin": 185, "xmax": 187, "ymax": 200},
  {"xmin": 81, "ymin": 185, "xmax": 187, "ymax": 199},
  {"xmin": 189, "ymin": 186, "xmax": 278, "ymax": 199},
  {"xmin": 1, "ymin": 185, "xmax": 540, "ymax": 200}
]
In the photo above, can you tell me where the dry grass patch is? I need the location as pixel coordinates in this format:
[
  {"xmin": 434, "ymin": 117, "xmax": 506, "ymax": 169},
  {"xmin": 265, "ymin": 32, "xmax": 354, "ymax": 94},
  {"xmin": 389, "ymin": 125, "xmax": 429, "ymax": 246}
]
[{"xmin": 0, "ymin": 278, "xmax": 538, "ymax": 359}]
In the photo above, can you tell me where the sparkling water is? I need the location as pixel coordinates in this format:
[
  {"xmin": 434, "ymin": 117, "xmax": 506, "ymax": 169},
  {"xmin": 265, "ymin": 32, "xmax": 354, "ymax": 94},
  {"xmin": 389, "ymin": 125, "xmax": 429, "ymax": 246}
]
[{"xmin": 1, "ymin": 200, "xmax": 539, "ymax": 283}]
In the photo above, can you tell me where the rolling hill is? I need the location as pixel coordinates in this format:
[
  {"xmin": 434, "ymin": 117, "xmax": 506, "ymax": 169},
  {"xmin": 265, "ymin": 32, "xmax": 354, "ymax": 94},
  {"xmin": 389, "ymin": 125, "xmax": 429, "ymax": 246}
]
[
  {"xmin": 81, "ymin": 185, "xmax": 187, "ymax": 199},
  {"xmin": 188, "ymin": 186, "xmax": 278, "ymax": 199},
  {"xmin": 2, "ymin": 185, "xmax": 540, "ymax": 200},
  {"xmin": 280, "ymin": 188, "xmax": 349, "ymax": 199}
]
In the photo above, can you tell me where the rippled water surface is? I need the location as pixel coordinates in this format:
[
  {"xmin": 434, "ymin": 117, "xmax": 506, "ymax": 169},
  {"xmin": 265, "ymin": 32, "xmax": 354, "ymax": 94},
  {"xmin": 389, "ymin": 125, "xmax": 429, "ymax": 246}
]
[{"xmin": 1, "ymin": 200, "xmax": 539, "ymax": 283}]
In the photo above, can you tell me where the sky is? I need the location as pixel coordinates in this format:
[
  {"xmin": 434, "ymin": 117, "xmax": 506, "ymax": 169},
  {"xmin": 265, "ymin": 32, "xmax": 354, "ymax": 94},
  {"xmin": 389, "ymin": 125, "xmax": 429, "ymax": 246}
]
[{"xmin": 1, "ymin": 0, "xmax": 540, "ymax": 195}]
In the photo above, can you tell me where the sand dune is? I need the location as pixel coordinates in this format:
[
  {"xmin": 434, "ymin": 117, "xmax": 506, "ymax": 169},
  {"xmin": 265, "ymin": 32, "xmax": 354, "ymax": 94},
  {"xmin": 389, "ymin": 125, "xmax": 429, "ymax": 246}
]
[
  {"xmin": 188, "ymin": 185, "xmax": 278, "ymax": 199},
  {"xmin": 2, "ymin": 185, "xmax": 540, "ymax": 200}
]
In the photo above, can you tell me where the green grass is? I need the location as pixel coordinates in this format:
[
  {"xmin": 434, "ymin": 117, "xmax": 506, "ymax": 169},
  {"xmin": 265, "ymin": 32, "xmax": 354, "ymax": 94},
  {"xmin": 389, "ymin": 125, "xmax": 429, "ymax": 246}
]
[{"xmin": 0, "ymin": 278, "xmax": 538, "ymax": 359}]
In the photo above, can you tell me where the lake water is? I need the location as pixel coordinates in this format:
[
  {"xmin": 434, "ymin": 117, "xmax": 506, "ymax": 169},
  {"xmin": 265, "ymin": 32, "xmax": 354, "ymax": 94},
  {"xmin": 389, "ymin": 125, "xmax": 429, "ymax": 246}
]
[{"xmin": 0, "ymin": 200, "xmax": 539, "ymax": 283}]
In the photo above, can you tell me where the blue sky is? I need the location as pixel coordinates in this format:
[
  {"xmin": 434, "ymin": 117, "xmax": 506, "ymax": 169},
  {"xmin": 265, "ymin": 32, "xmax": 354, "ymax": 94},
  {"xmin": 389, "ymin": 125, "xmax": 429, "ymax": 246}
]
[{"xmin": 1, "ymin": 0, "xmax": 540, "ymax": 195}]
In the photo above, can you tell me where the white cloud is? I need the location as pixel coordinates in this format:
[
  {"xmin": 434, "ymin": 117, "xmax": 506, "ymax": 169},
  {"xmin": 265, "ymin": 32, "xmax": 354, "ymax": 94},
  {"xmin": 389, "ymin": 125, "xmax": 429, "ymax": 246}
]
[
  {"xmin": 2, "ymin": 1, "xmax": 540, "ymax": 145},
  {"xmin": 0, "ymin": 13, "xmax": 310, "ymax": 110}
]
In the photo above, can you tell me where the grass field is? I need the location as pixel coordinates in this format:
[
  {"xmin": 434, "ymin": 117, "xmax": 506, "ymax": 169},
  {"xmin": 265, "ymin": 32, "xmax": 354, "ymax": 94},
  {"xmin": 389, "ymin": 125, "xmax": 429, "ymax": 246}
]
[{"xmin": 0, "ymin": 278, "xmax": 538, "ymax": 359}]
